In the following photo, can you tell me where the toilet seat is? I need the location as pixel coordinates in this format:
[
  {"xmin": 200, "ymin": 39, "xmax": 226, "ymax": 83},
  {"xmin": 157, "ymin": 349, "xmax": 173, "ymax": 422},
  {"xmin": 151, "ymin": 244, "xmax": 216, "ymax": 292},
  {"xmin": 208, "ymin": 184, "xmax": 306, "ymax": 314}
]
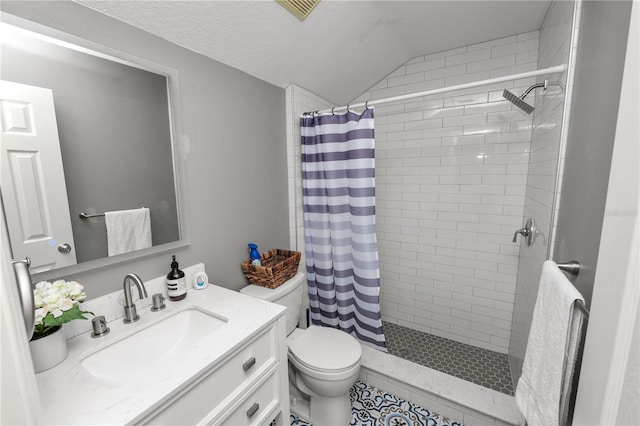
[{"xmin": 288, "ymin": 326, "xmax": 361, "ymax": 379}]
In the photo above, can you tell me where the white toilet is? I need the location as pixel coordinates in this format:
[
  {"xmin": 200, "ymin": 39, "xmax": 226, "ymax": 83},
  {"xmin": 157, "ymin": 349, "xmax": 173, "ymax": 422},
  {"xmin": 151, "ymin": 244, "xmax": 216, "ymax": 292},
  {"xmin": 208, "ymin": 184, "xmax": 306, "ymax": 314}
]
[{"xmin": 240, "ymin": 272, "xmax": 361, "ymax": 426}]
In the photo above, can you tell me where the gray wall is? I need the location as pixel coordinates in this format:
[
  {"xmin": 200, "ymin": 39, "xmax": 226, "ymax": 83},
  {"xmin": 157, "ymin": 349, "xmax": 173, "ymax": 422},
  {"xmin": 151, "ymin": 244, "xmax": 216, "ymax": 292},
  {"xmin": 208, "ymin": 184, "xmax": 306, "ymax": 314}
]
[
  {"xmin": 2, "ymin": 34, "xmax": 179, "ymax": 263},
  {"xmin": 570, "ymin": 3, "xmax": 637, "ymax": 422},
  {"xmin": 1, "ymin": 1, "xmax": 289, "ymax": 297},
  {"xmin": 552, "ymin": 0, "xmax": 632, "ymax": 307},
  {"xmin": 544, "ymin": 1, "xmax": 632, "ymax": 421}
]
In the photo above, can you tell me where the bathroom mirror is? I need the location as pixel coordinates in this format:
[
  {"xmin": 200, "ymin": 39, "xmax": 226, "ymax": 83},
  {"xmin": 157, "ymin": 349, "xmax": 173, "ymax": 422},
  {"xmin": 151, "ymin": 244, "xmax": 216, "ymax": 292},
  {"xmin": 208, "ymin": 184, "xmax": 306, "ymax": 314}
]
[{"xmin": 0, "ymin": 16, "xmax": 190, "ymax": 279}]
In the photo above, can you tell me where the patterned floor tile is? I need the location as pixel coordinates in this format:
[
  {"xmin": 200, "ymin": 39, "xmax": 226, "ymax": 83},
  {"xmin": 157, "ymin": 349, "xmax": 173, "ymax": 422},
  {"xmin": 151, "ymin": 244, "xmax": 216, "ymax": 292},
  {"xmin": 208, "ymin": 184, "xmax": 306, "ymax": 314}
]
[
  {"xmin": 290, "ymin": 414, "xmax": 310, "ymax": 426},
  {"xmin": 383, "ymin": 322, "xmax": 513, "ymax": 395},
  {"xmin": 290, "ymin": 381, "xmax": 463, "ymax": 426}
]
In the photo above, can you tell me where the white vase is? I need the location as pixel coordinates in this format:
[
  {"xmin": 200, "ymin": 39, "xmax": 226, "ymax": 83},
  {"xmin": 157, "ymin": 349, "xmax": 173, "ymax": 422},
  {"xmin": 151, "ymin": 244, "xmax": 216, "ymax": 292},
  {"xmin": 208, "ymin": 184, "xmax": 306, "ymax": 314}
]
[{"xmin": 29, "ymin": 326, "xmax": 68, "ymax": 373}]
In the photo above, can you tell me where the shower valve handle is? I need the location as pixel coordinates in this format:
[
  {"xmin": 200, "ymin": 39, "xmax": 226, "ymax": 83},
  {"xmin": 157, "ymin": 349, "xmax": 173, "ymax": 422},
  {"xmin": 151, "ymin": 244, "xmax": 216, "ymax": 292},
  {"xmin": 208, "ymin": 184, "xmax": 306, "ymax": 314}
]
[
  {"xmin": 512, "ymin": 227, "xmax": 530, "ymax": 242},
  {"xmin": 512, "ymin": 218, "xmax": 536, "ymax": 246}
]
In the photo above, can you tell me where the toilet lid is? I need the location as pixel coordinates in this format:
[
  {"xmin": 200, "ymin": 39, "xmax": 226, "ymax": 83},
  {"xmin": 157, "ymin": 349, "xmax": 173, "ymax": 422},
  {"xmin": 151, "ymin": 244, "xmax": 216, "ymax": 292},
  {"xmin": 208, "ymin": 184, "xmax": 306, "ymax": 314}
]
[{"xmin": 289, "ymin": 326, "xmax": 361, "ymax": 371}]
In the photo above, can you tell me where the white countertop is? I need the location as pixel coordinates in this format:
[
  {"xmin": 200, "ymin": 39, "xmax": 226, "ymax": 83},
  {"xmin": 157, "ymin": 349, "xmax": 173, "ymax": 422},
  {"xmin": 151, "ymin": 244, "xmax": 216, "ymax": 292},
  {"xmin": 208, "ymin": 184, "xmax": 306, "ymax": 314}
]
[{"xmin": 35, "ymin": 282, "xmax": 285, "ymax": 425}]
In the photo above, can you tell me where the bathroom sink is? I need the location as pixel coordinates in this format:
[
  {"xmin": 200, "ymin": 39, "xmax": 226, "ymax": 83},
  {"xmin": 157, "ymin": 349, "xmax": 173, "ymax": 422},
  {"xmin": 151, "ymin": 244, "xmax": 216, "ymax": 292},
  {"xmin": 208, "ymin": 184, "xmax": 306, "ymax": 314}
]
[{"xmin": 80, "ymin": 307, "xmax": 227, "ymax": 387}]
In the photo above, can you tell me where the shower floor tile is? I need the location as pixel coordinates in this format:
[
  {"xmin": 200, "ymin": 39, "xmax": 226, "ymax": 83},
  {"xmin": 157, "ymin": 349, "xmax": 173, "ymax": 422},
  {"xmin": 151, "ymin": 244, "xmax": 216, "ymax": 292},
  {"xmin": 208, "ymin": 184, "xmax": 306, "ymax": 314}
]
[
  {"xmin": 383, "ymin": 321, "xmax": 514, "ymax": 395},
  {"xmin": 290, "ymin": 380, "xmax": 463, "ymax": 426}
]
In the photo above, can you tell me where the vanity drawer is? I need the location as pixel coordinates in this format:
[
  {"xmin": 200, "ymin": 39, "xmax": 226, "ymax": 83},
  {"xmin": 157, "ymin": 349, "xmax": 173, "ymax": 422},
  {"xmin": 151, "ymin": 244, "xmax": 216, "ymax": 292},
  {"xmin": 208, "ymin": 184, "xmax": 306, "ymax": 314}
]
[
  {"xmin": 217, "ymin": 368, "xmax": 280, "ymax": 426},
  {"xmin": 209, "ymin": 324, "xmax": 277, "ymax": 402},
  {"xmin": 140, "ymin": 325, "xmax": 277, "ymax": 425}
]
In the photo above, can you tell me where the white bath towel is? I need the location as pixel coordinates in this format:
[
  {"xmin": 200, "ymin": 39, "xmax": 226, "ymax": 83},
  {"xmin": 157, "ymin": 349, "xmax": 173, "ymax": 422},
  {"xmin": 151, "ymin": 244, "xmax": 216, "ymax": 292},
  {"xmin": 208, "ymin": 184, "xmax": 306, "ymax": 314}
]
[
  {"xmin": 515, "ymin": 260, "xmax": 585, "ymax": 426},
  {"xmin": 105, "ymin": 207, "xmax": 152, "ymax": 256}
]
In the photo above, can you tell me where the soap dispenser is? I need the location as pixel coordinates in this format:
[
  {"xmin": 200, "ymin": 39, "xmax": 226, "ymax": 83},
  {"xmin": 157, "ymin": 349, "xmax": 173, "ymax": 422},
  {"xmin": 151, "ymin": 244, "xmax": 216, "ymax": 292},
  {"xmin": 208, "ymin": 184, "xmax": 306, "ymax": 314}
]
[{"xmin": 166, "ymin": 255, "xmax": 187, "ymax": 301}]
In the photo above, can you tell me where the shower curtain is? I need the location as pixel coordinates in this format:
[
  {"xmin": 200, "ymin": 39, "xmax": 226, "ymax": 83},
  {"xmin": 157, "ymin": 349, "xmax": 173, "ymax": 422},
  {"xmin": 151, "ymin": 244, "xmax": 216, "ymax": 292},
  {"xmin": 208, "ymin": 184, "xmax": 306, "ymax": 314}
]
[{"xmin": 301, "ymin": 108, "xmax": 386, "ymax": 351}]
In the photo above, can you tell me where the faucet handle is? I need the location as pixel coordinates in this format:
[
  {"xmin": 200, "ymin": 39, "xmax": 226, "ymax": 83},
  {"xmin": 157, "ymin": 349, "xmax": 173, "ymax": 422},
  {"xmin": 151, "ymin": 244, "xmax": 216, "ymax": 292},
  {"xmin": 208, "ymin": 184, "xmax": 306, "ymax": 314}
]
[
  {"xmin": 151, "ymin": 293, "xmax": 166, "ymax": 312},
  {"xmin": 91, "ymin": 316, "xmax": 110, "ymax": 338}
]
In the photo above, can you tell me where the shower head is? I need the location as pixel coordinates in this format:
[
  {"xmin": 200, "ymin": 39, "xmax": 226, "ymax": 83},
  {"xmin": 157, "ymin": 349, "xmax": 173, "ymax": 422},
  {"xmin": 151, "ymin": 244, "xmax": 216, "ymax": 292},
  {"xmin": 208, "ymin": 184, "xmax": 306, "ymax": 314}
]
[
  {"xmin": 502, "ymin": 79, "xmax": 552, "ymax": 114},
  {"xmin": 502, "ymin": 89, "xmax": 535, "ymax": 114}
]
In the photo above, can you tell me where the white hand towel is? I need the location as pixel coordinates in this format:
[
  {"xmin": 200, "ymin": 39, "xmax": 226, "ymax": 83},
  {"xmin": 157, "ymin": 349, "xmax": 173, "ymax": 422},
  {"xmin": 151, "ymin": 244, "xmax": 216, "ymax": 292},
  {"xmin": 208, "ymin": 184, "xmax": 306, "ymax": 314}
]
[
  {"xmin": 105, "ymin": 207, "xmax": 152, "ymax": 256},
  {"xmin": 515, "ymin": 260, "xmax": 585, "ymax": 426}
]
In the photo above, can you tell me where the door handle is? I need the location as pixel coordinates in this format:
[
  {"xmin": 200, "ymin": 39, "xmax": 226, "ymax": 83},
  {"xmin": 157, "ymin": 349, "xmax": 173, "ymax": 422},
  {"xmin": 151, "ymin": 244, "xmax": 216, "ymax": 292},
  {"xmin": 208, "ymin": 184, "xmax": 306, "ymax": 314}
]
[
  {"xmin": 58, "ymin": 243, "xmax": 72, "ymax": 253},
  {"xmin": 11, "ymin": 257, "xmax": 35, "ymax": 339},
  {"xmin": 512, "ymin": 218, "xmax": 536, "ymax": 246}
]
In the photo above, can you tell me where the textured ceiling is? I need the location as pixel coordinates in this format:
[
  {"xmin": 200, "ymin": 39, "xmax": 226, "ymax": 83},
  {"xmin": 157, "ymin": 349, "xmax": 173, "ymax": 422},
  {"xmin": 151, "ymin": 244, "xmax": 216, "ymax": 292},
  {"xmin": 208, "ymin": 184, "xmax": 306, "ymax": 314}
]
[{"xmin": 77, "ymin": 1, "xmax": 551, "ymax": 105}]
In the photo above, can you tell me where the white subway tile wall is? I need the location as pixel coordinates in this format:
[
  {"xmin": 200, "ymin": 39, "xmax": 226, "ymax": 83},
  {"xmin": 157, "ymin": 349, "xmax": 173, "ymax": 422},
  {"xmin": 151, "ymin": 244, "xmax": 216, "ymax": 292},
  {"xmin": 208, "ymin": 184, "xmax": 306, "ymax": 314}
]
[
  {"xmin": 509, "ymin": 0, "xmax": 579, "ymax": 382},
  {"xmin": 347, "ymin": 32, "xmax": 540, "ymax": 354}
]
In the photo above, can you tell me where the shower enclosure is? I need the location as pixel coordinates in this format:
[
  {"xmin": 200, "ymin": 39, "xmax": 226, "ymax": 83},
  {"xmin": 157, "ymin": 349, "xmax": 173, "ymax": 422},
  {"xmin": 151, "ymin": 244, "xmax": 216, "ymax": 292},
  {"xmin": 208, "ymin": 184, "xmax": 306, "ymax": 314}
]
[{"xmin": 286, "ymin": 0, "xmax": 578, "ymax": 401}]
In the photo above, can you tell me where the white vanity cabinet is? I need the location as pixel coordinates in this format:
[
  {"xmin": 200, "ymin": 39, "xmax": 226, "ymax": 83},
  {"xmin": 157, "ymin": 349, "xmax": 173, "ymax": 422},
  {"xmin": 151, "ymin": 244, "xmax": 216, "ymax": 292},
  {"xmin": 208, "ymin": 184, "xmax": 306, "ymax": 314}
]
[
  {"xmin": 35, "ymin": 274, "xmax": 290, "ymax": 426},
  {"xmin": 139, "ymin": 316, "xmax": 289, "ymax": 426}
]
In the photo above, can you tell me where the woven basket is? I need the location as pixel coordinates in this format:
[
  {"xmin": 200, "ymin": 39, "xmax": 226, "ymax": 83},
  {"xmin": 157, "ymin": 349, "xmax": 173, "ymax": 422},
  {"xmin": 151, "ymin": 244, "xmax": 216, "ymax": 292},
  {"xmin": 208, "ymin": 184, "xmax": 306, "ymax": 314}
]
[{"xmin": 241, "ymin": 249, "xmax": 301, "ymax": 289}]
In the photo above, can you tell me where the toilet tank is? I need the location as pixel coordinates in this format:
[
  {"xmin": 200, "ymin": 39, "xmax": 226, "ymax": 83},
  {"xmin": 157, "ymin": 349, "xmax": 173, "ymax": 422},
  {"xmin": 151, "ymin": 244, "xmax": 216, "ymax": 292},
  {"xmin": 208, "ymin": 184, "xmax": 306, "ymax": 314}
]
[{"xmin": 240, "ymin": 272, "xmax": 305, "ymax": 335}]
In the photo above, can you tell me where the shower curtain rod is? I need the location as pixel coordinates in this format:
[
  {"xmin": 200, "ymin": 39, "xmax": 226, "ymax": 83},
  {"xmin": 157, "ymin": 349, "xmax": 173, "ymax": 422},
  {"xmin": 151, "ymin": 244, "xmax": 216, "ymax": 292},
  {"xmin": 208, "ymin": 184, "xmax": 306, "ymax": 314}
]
[{"xmin": 308, "ymin": 64, "xmax": 566, "ymax": 116}]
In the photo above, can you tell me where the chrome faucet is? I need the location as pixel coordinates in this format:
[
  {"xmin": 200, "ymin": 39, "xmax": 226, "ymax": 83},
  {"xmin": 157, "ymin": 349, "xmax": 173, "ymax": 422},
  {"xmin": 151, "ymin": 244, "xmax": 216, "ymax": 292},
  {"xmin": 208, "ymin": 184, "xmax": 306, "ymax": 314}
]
[{"xmin": 122, "ymin": 273, "xmax": 148, "ymax": 324}]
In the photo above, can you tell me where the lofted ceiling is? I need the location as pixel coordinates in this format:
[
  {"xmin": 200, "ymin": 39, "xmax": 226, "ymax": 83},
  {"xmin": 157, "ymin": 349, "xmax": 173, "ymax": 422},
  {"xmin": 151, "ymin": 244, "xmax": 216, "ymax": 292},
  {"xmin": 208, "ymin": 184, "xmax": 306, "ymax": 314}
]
[{"xmin": 77, "ymin": 1, "xmax": 551, "ymax": 105}]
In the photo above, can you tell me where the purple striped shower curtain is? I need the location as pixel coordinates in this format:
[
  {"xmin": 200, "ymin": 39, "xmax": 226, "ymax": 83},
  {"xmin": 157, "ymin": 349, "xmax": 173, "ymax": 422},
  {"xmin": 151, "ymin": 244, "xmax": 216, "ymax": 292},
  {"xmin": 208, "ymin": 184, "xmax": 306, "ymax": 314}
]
[{"xmin": 300, "ymin": 108, "xmax": 386, "ymax": 351}]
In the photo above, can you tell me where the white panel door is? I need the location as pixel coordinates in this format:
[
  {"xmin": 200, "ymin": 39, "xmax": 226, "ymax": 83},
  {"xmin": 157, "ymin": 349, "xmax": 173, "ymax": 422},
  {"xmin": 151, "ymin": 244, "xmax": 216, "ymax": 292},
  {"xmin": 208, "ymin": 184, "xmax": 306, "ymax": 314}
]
[
  {"xmin": 0, "ymin": 80, "xmax": 77, "ymax": 272},
  {"xmin": 1, "ymin": 207, "xmax": 42, "ymax": 425}
]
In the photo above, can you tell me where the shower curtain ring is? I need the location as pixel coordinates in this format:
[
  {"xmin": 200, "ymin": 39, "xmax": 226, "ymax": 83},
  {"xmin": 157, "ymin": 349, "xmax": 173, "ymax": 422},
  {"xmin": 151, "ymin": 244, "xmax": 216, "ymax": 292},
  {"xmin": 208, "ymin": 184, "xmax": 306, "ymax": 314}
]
[
  {"xmin": 365, "ymin": 101, "xmax": 369, "ymax": 110},
  {"xmin": 346, "ymin": 105, "xmax": 350, "ymax": 113},
  {"xmin": 331, "ymin": 107, "xmax": 335, "ymax": 115}
]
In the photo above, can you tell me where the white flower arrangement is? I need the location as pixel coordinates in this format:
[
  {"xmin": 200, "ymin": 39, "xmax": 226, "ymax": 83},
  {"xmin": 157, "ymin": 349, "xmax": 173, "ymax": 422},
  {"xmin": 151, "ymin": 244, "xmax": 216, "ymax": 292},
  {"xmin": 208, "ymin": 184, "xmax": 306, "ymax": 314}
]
[{"xmin": 33, "ymin": 280, "xmax": 93, "ymax": 339}]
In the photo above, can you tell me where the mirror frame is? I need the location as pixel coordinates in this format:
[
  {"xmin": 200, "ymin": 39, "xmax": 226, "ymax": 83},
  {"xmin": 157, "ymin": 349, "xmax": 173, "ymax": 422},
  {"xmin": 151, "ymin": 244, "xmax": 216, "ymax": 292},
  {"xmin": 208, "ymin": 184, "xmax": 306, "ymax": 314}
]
[{"xmin": 1, "ymin": 13, "xmax": 191, "ymax": 280}]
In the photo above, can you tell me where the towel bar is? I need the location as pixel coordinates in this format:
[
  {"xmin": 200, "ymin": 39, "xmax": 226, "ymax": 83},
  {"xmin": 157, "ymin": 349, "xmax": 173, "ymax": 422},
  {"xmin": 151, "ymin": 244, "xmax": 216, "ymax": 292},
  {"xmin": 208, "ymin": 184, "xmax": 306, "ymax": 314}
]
[
  {"xmin": 556, "ymin": 260, "xmax": 581, "ymax": 276},
  {"xmin": 574, "ymin": 300, "xmax": 589, "ymax": 320},
  {"xmin": 555, "ymin": 260, "xmax": 589, "ymax": 319},
  {"xmin": 79, "ymin": 207, "xmax": 148, "ymax": 220},
  {"xmin": 79, "ymin": 212, "xmax": 105, "ymax": 219}
]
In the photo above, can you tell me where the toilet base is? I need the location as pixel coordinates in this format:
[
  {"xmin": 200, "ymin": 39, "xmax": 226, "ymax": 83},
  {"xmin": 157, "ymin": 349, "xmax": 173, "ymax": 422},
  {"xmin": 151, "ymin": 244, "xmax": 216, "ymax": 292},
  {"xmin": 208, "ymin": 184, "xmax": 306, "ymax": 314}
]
[
  {"xmin": 310, "ymin": 394, "xmax": 352, "ymax": 426},
  {"xmin": 289, "ymin": 381, "xmax": 352, "ymax": 426},
  {"xmin": 289, "ymin": 386, "xmax": 311, "ymax": 422}
]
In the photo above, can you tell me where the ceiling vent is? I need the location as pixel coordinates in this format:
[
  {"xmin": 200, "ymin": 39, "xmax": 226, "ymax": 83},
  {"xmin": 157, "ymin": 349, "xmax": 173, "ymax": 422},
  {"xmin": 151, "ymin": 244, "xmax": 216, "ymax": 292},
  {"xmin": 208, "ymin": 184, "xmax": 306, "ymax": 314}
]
[{"xmin": 276, "ymin": 0, "xmax": 321, "ymax": 21}]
